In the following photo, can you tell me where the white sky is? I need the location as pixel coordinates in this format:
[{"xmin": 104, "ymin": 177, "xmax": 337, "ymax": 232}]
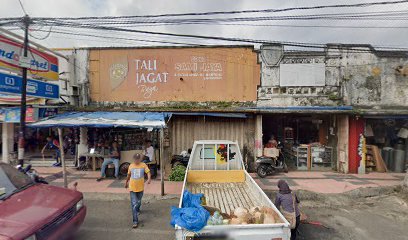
[{"xmin": 2, "ymin": 0, "xmax": 408, "ymax": 49}]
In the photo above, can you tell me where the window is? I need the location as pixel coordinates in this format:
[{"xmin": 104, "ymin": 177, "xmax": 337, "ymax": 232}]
[
  {"xmin": 190, "ymin": 143, "xmax": 242, "ymax": 170},
  {"xmin": 0, "ymin": 163, "xmax": 33, "ymax": 200}
]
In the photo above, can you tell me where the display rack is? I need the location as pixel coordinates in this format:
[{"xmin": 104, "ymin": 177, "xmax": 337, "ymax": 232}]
[
  {"xmin": 118, "ymin": 131, "xmax": 146, "ymax": 151},
  {"xmin": 310, "ymin": 146, "xmax": 333, "ymax": 170},
  {"xmin": 296, "ymin": 145, "xmax": 310, "ymax": 170}
]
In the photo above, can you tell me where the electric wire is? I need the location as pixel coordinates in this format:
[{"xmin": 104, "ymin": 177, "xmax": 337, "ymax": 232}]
[
  {"xmin": 28, "ymin": 26, "xmax": 53, "ymax": 40},
  {"xmin": 2, "ymin": 1, "xmax": 407, "ymax": 53},
  {"xmin": 5, "ymin": 17, "xmax": 408, "ymax": 52},
  {"xmin": 32, "ymin": 0, "xmax": 408, "ymax": 20},
  {"xmin": 17, "ymin": 0, "xmax": 27, "ymax": 15},
  {"xmin": 28, "ymin": 19, "xmax": 408, "ymax": 52},
  {"xmin": 30, "ymin": 28, "xmax": 199, "ymax": 46},
  {"xmin": 29, "ymin": 10, "xmax": 408, "ymax": 27}
]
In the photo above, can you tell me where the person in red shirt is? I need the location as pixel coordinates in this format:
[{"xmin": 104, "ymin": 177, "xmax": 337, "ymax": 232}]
[
  {"xmin": 41, "ymin": 136, "xmax": 61, "ymax": 167},
  {"xmin": 265, "ymin": 135, "xmax": 278, "ymax": 148}
]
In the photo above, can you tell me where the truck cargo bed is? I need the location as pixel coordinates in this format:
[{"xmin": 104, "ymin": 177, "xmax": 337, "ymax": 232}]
[
  {"xmin": 176, "ymin": 141, "xmax": 290, "ymax": 240},
  {"xmin": 188, "ymin": 182, "xmax": 261, "ymax": 215}
]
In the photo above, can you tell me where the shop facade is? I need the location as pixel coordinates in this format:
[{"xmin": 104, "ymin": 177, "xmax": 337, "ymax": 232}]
[
  {"xmin": 347, "ymin": 115, "xmax": 408, "ymax": 174},
  {"xmin": 261, "ymin": 113, "xmax": 336, "ymax": 171},
  {"xmin": 53, "ymin": 43, "xmax": 408, "ymax": 175},
  {"xmin": 29, "ymin": 111, "xmax": 168, "ymax": 174},
  {"xmin": 67, "ymin": 45, "xmax": 261, "ymax": 169},
  {"xmin": 168, "ymin": 113, "xmax": 255, "ymax": 168},
  {"xmin": 0, "ymin": 106, "xmax": 60, "ymax": 163},
  {"xmin": 249, "ymin": 108, "xmax": 352, "ymax": 172},
  {"xmin": 257, "ymin": 44, "xmax": 408, "ymax": 174}
]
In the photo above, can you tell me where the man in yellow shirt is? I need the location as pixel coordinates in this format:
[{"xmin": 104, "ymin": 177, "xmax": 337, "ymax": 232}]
[{"xmin": 125, "ymin": 153, "xmax": 151, "ymax": 228}]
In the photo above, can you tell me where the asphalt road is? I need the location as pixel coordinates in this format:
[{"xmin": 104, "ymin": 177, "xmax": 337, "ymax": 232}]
[
  {"xmin": 74, "ymin": 193, "xmax": 336, "ymax": 240},
  {"xmin": 74, "ymin": 194, "xmax": 179, "ymax": 240},
  {"xmin": 74, "ymin": 189, "xmax": 408, "ymax": 240}
]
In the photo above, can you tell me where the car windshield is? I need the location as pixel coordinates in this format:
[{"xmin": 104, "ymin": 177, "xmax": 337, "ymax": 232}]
[{"xmin": 0, "ymin": 163, "xmax": 34, "ymax": 200}]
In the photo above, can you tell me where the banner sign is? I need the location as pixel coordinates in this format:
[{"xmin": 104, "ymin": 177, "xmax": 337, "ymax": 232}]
[
  {"xmin": 0, "ymin": 93, "xmax": 44, "ymax": 105},
  {"xmin": 39, "ymin": 108, "xmax": 58, "ymax": 118},
  {"xmin": 0, "ymin": 72, "xmax": 59, "ymax": 99},
  {"xmin": 90, "ymin": 47, "xmax": 260, "ymax": 102},
  {"xmin": 4, "ymin": 107, "xmax": 38, "ymax": 123},
  {"xmin": 0, "ymin": 34, "xmax": 59, "ymax": 81}
]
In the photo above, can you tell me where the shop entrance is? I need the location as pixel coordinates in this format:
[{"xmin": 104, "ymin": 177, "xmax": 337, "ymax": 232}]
[
  {"xmin": 262, "ymin": 114, "xmax": 334, "ymax": 171},
  {"xmin": 364, "ymin": 117, "xmax": 408, "ymax": 173},
  {"xmin": 81, "ymin": 127, "xmax": 160, "ymax": 178}
]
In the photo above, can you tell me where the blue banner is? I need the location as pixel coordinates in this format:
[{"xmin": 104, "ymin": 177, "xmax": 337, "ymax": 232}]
[{"xmin": 0, "ymin": 72, "xmax": 59, "ymax": 99}]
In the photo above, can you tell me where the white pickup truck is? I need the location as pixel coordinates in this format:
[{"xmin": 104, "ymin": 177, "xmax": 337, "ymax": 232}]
[{"xmin": 175, "ymin": 140, "xmax": 291, "ymax": 240}]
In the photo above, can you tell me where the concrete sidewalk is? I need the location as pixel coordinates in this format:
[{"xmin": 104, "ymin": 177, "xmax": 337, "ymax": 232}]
[
  {"xmin": 251, "ymin": 171, "xmax": 406, "ymax": 194},
  {"xmin": 36, "ymin": 167, "xmax": 406, "ymax": 195},
  {"xmin": 36, "ymin": 167, "xmax": 183, "ymax": 195}
]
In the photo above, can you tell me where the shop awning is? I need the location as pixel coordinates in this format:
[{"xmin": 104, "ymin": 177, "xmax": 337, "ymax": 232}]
[
  {"xmin": 28, "ymin": 111, "xmax": 169, "ymax": 128},
  {"xmin": 171, "ymin": 112, "xmax": 249, "ymax": 118},
  {"xmin": 239, "ymin": 106, "xmax": 353, "ymax": 113}
]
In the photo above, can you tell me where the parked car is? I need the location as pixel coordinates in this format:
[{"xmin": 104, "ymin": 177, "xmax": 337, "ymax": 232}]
[{"xmin": 0, "ymin": 162, "xmax": 86, "ymax": 240}]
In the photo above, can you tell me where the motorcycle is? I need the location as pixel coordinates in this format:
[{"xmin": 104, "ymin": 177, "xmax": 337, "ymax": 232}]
[
  {"xmin": 16, "ymin": 164, "xmax": 48, "ymax": 184},
  {"xmin": 256, "ymin": 142, "xmax": 288, "ymax": 178},
  {"xmin": 170, "ymin": 149, "xmax": 192, "ymax": 168}
]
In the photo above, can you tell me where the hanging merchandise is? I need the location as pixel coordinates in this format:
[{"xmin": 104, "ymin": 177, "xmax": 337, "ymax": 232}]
[
  {"xmin": 397, "ymin": 128, "xmax": 408, "ymax": 139},
  {"xmin": 73, "ymin": 128, "xmax": 80, "ymax": 144},
  {"xmin": 358, "ymin": 134, "xmax": 367, "ymax": 174},
  {"xmin": 365, "ymin": 124, "xmax": 374, "ymax": 137},
  {"xmin": 384, "ymin": 119, "xmax": 396, "ymax": 127}
]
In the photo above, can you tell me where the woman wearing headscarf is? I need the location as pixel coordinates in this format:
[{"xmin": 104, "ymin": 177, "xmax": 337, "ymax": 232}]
[{"xmin": 275, "ymin": 179, "xmax": 300, "ymax": 240}]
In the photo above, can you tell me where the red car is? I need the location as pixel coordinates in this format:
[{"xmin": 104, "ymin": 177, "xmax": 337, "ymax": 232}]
[{"xmin": 0, "ymin": 163, "xmax": 86, "ymax": 240}]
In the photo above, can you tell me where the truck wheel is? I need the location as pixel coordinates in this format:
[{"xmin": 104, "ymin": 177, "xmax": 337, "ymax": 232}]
[{"xmin": 257, "ymin": 164, "xmax": 269, "ymax": 178}]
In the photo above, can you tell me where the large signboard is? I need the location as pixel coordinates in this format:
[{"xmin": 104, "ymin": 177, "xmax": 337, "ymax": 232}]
[
  {"xmin": 89, "ymin": 47, "xmax": 260, "ymax": 102},
  {"xmin": 280, "ymin": 63, "xmax": 326, "ymax": 87},
  {"xmin": 0, "ymin": 72, "xmax": 59, "ymax": 99},
  {"xmin": 0, "ymin": 34, "xmax": 59, "ymax": 81}
]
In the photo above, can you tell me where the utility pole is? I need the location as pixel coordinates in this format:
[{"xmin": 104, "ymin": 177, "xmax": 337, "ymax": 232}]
[{"xmin": 18, "ymin": 15, "xmax": 30, "ymax": 166}]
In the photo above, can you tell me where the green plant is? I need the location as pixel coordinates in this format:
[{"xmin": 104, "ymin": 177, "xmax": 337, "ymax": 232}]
[
  {"xmin": 328, "ymin": 93, "xmax": 341, "ymax": 101},
  {"xmin": 169, "ymin": 165, "xmax": 187, "ymax": 181}
]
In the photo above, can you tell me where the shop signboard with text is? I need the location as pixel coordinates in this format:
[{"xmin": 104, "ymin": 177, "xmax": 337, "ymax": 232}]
[
  {"xmin": 39, "ymin": 108, "xmax": 58, "ymax": 118},
  {"xmin": 0, "ymin": 72, "xmax": 59, "ymax": 99},
  {"xmin": 0, "ymin": 34, "xmax": 59, "ymax": 81},
  {"xmin": 89, "ymin": 47, "xmax": 260, "ymax": 102},
  {"xmin": 4, "ymin": 107, "xmax": 38, "ymax": 123}
]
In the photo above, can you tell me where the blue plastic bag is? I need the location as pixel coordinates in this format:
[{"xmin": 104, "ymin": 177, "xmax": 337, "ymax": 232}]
[
  {"xmin": 170, "ymin": 206, "xmax": 210, "ymax": 232},
  {"xmin": 170, "ymin": 190, "xmax": 210, "ymax": 232},
  {"xmin": 182, "ymin": 190, "xmax": 203, "ymax": 208}
]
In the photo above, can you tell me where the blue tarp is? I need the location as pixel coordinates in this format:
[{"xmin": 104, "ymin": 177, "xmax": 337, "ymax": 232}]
[{"xmin": 28, "ymin": 111, "xmax": 169, "ymax": 128}]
